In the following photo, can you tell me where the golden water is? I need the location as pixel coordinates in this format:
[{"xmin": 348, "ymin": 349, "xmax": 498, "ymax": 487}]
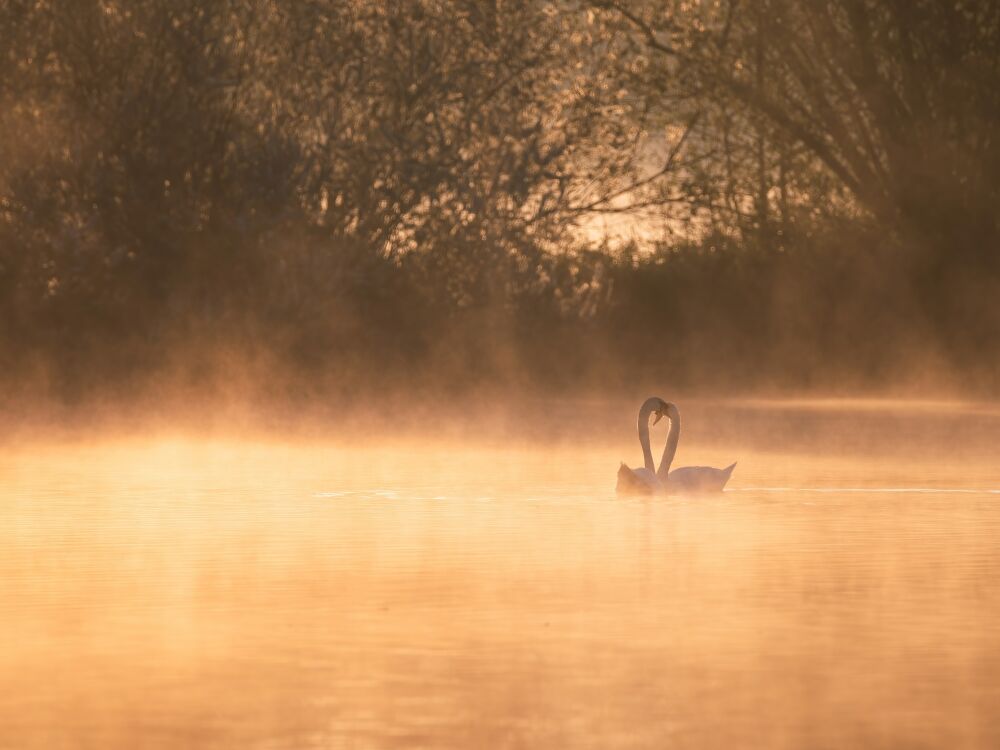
[{"xmin": 1, "ymin": 401, "xmax": 998, "ymax": 748}]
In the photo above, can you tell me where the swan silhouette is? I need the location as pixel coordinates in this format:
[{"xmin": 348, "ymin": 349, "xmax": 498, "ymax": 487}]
[{"xmin": 617, "ymin": 398, "xmax": 736, "ymax": 495}]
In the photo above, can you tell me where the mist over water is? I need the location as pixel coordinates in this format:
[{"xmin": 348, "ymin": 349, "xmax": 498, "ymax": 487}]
[{"xmin": 2, "ymin": 399, "xmax": 998, "ymax": 749}]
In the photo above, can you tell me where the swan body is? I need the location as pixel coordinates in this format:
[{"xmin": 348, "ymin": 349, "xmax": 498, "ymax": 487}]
[
  {"xmin": 616, "ymin": 463, "xmax": 661, "ymax": 494},
  {"xmin": 665, "ymin": 463, "xmax": 737, "ymax": 493},
  {"xmin": 617, "ymin": 398, "xmax": 736, "ymax": 495}
]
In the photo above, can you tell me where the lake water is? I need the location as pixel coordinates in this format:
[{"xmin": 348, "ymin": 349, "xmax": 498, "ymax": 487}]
[{"xmin": 1, "ymin": 400, "xmax": 998, "ymax": 748}]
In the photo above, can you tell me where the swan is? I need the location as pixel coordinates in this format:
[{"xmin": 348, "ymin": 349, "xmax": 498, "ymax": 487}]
[
  {"xmin": 657, "ymin": 402, "xmax": 736, "ymax": 493},
  {"xmin": 616, "ymin": 397, "xmax": 669, "ymax": 494},
  {"xmin": 617, "ymin": 398, "xmax": 736, "ymax": 494}
]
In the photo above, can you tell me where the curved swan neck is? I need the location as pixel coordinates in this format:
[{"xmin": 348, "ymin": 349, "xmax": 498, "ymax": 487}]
[
  {"xmin": 637, "ymin": 398, "xmax": 659, "ymax": 473},
  {"xmin": 657, "ymin": 405, "xmax": 680, "ymax": 480}
]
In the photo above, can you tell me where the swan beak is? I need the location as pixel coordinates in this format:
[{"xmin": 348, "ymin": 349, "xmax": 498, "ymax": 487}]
[{"xmin": 652, "ymin": 412, "xmax": 664, "ymax": 426}]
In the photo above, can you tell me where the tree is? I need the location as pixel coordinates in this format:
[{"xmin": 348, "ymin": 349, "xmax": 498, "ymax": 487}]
[{"xmin": 595, "ymin": 0, "xmax": 1000, "ymax": 356}]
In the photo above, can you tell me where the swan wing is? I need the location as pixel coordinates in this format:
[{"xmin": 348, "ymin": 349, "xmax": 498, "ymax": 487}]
[
  {"xmin": 617, "ymin": 463, "xmax": 660, "ymax": 494},
  {"xmin": 666, "ymin": 462, "xmax": 736, "ymax": 493}
]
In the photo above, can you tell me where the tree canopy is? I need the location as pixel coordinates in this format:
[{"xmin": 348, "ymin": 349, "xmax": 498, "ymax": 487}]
[{"xmin": 1, "ymin": 0, "xmax": 997, "ymax": 400}]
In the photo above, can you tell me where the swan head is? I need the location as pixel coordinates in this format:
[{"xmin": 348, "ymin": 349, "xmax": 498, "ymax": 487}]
[
  {"xmin": 651, "ymin": 400, "xmax": 680, "ymax": 426},
  {"xmin": 650, "ymin": 398, "xmax": 669, "ymax": 425},
  {"xmin": 640, "ymin": 396, "xmax": 672, "ymax": 427}
]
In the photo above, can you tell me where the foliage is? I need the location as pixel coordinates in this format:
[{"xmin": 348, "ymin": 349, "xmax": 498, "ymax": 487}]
[{"xmin": 0, "ymin": 0, "xmax": 997, "ymax": 400}]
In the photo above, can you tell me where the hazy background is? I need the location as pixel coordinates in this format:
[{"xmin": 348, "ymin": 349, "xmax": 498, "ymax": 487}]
[{"xmin": 1, "ymin": 0, "xmax": 998, "ymax": 419}]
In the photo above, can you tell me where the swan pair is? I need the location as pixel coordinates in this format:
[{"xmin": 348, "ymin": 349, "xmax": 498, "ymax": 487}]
[{"xmin": 617, "ymin": 397, "xmax": 735, "ymax": 495}]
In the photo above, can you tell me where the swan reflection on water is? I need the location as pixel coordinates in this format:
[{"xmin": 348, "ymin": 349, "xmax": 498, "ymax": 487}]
[{"xmin": 617, "ymin": 397, "xmax": 736, "ymax": 495}]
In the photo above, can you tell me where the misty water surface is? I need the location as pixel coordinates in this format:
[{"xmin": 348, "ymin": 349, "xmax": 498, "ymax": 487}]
[{"xmin": 1, "ymin": 400, "xmax": 998, "ymax": 749}]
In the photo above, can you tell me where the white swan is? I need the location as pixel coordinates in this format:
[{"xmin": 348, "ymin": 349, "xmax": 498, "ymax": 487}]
[
  {"xmin": 616, "ymin": 397, "xmax": 669, "ymax": 494},
  {"xmin": 657, "ymin": 402, "xmax": 736, "ymax": 493},
  {"xmin": 617, "ymin": 398, "xmax": 736, "ymax": 494}
]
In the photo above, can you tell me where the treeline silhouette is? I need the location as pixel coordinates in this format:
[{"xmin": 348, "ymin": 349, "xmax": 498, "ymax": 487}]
[{"xmin": 1, "ymin": 1, "xmax": 997, "ymax": 406}]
